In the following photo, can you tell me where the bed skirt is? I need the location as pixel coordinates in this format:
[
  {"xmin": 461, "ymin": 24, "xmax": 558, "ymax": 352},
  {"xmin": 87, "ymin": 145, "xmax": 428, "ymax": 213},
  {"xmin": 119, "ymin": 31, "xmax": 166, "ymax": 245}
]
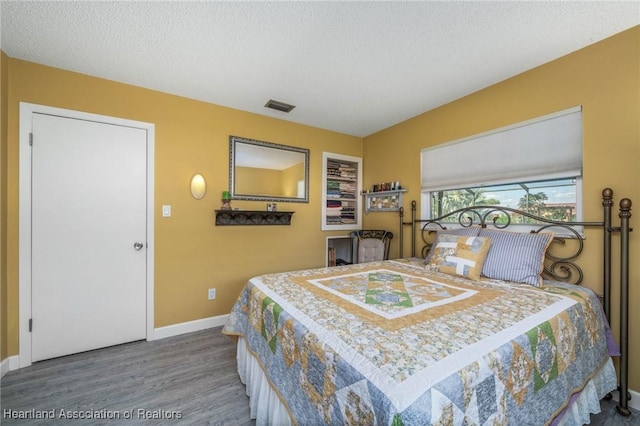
[
  {"xmin": 236, "ymin": 337, "xmax": 616, "ymax": 426},
  {"xmin": 237, "ymin": 337, "xmax": 292, "ymax": 426},
  {"xmin": 554, "ymin": 358, "xmax": 617, "ymax": 426}
]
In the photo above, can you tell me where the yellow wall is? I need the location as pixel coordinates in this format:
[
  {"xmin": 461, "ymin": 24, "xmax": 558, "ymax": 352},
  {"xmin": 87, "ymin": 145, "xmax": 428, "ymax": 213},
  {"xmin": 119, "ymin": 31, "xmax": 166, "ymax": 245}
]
[
  {"xmin": 282, "ymin": 162, "xmax": 305, "ymax": 198},
  {"xmin": 3, "ymin": 58, "xmax": 362, "ymax": 357},
  {"xmin": 362, "ymin": 26, "xmax": 640, "ymax": 390},
  {"xmin": 235, "ymin": 162, "xmax": 304, "ymax": 198},
  {"xmin": 235, "ymin": 166, "xmax": 282, "ymax": 196},
  {"xmin": 1, "ymin": 50, "xmax": 9, "ymax": 360}
]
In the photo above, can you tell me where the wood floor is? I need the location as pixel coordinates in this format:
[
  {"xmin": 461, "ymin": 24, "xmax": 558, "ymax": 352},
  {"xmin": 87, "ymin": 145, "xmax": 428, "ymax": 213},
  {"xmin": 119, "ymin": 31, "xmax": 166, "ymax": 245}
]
[
  {"xmin": 1, "ymin": 327, "xmax": 638, "ymax": 425},
  {"xmin": 1, "ymin": 327, "xmax": 253, "ymax": 425}
]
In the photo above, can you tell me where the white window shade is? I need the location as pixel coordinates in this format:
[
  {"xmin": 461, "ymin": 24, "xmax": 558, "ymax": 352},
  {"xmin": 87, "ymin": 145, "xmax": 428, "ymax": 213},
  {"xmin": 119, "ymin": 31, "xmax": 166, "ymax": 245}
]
[{"xmin": 421, "ymin": 107, "xmax": 582, "ymax": 192}]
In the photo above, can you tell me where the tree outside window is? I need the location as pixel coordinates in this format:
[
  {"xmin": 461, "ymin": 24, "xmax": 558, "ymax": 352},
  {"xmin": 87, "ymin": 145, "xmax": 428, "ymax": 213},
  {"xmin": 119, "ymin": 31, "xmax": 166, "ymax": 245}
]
[{"xmin": 429, "ymin": 179, "xmax": 578, "ymax": 223}]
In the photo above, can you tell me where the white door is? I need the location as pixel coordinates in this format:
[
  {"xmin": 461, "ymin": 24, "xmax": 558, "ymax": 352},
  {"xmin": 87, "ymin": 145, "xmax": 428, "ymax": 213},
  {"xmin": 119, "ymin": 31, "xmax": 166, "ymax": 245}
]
[{"xmin": 31, "ymin": 113, "xmax": 147, "ymax": 362}]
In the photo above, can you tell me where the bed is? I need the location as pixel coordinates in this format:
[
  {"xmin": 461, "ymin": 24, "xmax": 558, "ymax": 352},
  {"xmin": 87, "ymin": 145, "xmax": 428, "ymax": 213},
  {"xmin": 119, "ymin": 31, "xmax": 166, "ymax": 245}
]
[{"xmin": 222, "ymin": 188, "xmax": 632, "ymax": 425}]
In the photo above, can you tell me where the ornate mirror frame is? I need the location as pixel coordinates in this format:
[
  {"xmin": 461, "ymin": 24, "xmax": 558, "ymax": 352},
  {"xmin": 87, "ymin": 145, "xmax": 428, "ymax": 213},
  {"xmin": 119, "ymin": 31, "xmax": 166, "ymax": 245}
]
[{"xmin": 229, "ymin": 135, "xmax": 310, "ymax": 203}]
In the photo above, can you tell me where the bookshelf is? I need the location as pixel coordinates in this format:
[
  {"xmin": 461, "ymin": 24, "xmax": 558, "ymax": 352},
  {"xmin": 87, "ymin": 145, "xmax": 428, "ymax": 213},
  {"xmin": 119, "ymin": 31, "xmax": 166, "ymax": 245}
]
[
  {"xmin": 321, "ymin": 152, "xmax": 362, "ymax": 231},
  {"xmin": 326, "ymin": 235, "xmax": 353, "ymax": 267}
]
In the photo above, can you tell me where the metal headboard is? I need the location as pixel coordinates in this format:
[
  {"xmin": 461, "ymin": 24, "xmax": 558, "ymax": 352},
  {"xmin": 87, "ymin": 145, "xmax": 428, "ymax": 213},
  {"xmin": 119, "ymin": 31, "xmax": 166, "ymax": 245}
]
[{"xmin": 398, "ymin": 188, "xmax": 633, "ymax": 415}]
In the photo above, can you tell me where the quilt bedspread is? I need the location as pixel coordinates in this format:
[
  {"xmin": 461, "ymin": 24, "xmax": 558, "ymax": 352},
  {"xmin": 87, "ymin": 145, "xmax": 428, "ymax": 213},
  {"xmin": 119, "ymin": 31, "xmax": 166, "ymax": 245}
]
[{"xmin": 222, "ymin": 259, "xmax": 616, "ymax": 425}]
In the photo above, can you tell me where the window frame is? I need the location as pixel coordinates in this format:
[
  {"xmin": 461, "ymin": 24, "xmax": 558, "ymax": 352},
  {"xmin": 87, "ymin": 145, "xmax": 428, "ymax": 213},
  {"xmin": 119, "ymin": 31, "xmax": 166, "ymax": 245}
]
[{"xmin": 421, "ymin": 177, "xmax": 584, "ymax": 237}]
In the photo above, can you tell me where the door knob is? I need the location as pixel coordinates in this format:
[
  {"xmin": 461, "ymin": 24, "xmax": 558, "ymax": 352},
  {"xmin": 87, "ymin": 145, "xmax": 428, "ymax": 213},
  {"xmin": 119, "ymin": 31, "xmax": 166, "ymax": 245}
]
[{"xmin": 134, "ymin": 242, "xmax": 144, "ymax": 250}]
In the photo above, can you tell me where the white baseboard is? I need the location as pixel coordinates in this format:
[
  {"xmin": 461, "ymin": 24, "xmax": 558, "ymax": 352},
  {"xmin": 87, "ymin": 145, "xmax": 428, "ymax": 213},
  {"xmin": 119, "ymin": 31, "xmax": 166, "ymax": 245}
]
[
  {"xmin": 612, "ymin": 388, "xmax": 640, "ymax": 412},
  {"xmin": 0, "ymin": 316, "xmax": 228, "ymax": 375},
  {"xmin": 1, "ymin": 357, "xmax": 10, "ymax": 377},
  {"xmin": 1, "ymin": 355, "xmax": 20, "ymax": 377},
  {"xmin": 152, "ymin": 314, "xmax": 229, "ymax": 340}
]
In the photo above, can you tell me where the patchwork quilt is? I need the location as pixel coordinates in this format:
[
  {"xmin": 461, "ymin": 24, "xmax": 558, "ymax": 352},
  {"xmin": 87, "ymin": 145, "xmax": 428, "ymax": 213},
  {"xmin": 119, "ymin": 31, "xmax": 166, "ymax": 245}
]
[{"xmin": 222, "ymin": 259, "xmax": 617, "ymax": 425}]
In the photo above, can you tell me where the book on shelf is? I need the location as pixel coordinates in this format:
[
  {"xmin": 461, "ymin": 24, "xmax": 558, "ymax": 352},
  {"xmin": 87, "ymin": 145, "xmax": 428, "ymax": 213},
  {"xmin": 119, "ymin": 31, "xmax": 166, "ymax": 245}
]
[{"xmin": 328, "ymin": 246, "xmax": 337, "ymax": 267}]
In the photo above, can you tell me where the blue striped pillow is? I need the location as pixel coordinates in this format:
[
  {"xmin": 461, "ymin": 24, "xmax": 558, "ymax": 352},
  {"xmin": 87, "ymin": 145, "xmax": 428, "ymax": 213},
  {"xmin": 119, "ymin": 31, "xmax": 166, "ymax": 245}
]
[
  {"xmin": 437, "ymin": 226, "xmax": 481, "ymax": 237},
  {"xmin": 478, "ymin": 229, "xmax": 554, "ymax": 287}
]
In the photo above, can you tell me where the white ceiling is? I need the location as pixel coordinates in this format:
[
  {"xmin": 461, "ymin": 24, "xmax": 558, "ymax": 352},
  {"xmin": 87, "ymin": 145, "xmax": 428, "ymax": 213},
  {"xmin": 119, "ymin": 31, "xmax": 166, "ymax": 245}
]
[{"xmin": 1, "ymin": 1, "xmax": 638, "ymax": 137}]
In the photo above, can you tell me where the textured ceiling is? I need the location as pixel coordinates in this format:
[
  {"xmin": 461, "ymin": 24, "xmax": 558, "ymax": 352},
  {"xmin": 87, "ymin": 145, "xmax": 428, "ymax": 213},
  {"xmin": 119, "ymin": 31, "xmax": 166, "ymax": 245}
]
[{"xmin": 1, "ymin": 1, "xmax": 639, "ymax": 137}]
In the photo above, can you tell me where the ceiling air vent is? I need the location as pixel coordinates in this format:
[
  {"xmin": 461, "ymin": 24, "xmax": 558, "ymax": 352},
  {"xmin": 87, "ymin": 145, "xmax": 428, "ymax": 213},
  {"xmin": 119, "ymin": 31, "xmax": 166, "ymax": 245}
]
[{"xmin": 265, "ymin": 99, "xmax": 296, "ymax": 113}]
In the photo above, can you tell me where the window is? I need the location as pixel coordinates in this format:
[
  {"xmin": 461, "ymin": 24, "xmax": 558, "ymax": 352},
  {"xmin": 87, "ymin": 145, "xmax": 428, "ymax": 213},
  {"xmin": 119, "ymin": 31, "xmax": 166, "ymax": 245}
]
[
  {"xmin": 421, "ymin": 107, "xmax": 583, "ymax": 224},
  {"xmin": 428, "ymin": 178, "xmax": 581, "ymax": 223}
]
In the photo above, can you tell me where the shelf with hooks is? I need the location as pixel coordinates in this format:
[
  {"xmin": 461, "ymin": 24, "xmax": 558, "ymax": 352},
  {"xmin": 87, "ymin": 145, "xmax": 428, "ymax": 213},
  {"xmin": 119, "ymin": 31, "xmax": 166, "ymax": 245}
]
[{"xmin": 214, "ymin": 210, "xmax": 294, "ymax": 226}]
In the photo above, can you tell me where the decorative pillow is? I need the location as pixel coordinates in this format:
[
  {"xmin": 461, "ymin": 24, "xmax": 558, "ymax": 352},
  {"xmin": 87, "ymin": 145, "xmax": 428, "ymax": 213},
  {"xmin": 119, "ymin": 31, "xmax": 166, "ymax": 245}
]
[
  {"xmin": 478, "ymin": 229, "xmax": 554, "ymax": 287},
  {"xmin": 425, "ymin": 234, "xmax": 491, "ymax": 281},
  {"xmin": 436, "ymin": 226, "xmax": 482, "ymax": 237},
  {"xmin": 425, "ymin": 226, "xmax": 482, "ymax": 259}
]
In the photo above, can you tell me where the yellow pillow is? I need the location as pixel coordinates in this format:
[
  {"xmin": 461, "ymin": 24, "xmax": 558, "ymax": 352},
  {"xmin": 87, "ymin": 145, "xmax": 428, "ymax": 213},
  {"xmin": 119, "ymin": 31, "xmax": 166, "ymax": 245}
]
[{"xmin": 425, "ymin": 234, "xmax": 491, "ymax": 281}]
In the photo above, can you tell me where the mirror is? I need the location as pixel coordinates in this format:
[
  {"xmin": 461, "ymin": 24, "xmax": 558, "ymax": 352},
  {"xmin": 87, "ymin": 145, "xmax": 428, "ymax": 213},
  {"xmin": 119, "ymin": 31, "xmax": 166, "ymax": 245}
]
[{"xmin": 230, "ymin": 136, "xmax": 309, "ymax": 203}]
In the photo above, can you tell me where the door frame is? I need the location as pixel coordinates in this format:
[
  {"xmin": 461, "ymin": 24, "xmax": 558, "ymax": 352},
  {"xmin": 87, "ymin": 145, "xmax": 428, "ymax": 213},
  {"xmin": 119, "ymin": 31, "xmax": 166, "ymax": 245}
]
[{"xmin": 18, "ymin": 103, "xmax": 155, "ymax": 368}]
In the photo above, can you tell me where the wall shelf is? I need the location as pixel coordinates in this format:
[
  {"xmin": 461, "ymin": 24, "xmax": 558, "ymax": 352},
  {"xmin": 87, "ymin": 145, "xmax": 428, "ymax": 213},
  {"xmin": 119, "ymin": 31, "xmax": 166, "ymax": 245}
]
[
  {"xmin": 321, "ymin": 152, "xmax": 362, "ymax": 230},
  {"xmin": 326, "ymin": 235, "xmax": 353, "ymax": 267},
  {"xmin": 214, "ymin": 210, "xmax": 295, "ymax": 226},
  {"xmin": 363, "ymin": 189, "xmax": 407, "ymax": 213}
]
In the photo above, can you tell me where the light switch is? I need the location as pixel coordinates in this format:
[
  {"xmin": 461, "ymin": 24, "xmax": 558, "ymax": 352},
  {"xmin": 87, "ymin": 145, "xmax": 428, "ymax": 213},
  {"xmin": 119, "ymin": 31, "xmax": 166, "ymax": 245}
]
[{"xmin": 162, "ymin": 205, "xmax": 171, "ymax": 217}]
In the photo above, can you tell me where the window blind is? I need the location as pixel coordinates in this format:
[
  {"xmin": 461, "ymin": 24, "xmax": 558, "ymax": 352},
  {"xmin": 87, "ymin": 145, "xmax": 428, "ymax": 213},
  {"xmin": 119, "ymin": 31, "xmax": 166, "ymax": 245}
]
[{"xmin": 421, "ymin": 107, "xmax": 582, "ymax": 192}]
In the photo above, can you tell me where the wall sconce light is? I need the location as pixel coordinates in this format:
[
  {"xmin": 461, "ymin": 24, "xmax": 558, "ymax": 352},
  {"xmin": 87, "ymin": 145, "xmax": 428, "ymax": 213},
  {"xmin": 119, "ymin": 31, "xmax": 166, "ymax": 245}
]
[{"xmin": 190, "ymin": 174, "xmax": 206, "ymax": 200}]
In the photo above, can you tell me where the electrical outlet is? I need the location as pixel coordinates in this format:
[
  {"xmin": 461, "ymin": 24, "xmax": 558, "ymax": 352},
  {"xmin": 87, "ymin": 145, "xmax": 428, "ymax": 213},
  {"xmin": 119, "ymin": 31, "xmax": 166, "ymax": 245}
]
[{"xmin": 208, "ymin": 288, "xmax": 216, "ymax": 300}]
